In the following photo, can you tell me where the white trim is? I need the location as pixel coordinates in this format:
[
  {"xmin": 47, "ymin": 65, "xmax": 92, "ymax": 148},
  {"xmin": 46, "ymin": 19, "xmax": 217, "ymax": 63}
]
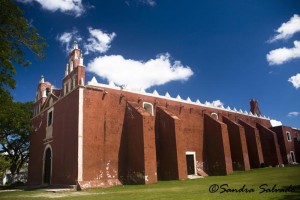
[
  {"xmin": 42, "ymin": 144, "xmax": 53, "ymax": 184},
  {"xmin": 186, "ymin": 151, "xmax": 197, "ymax": 176},
  {"xmin": 78, "ymin": 87, "xmax": 84, "ymax": 181}
]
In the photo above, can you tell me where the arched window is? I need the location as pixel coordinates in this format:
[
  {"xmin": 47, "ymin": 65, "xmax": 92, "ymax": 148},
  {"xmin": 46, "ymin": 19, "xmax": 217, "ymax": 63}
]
[
  {"xmin": 143, "ymin": 102, "xmax": 154, "ymax": 116},
  {"xmin": 211, "ymin": 112, "xmax": 218, "ymax": 120}
]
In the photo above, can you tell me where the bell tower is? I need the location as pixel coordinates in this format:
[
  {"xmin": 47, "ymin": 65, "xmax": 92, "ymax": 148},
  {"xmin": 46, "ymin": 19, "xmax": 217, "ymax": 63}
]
[
  {"xmin": 62, "ymin": 41, "xmax": 85, "ymax": 96},
  {"xmin": 33, "ymin": 75, "xmax": 53, "ymax": 116}
]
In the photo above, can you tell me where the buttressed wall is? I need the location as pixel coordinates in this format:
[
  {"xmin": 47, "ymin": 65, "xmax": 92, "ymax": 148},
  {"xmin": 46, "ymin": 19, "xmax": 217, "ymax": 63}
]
[{"xmin": 29, "ymin": 43, "xmax": 299, "ymax": 190}]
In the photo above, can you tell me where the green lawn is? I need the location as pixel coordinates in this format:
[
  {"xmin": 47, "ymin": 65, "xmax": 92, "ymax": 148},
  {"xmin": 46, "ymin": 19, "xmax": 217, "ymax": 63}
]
[{"xmin": 1, "ymin": 165, "xmax": 300, "ymax": 200}]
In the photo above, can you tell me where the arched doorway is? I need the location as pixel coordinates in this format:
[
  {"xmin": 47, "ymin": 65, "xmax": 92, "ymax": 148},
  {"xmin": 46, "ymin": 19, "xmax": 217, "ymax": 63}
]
[{"xmin": 43, "ymin": 147, "xmax": 52, "ymax": 184}]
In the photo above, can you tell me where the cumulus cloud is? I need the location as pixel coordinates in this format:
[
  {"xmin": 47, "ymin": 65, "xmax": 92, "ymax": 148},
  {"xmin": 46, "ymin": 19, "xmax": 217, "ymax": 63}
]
[
  {"xmin": 269, "ymin": 14, "xmax": 300, "ymax": 43},
  {"xmin": 18, "ymin": 0, "xmax": 86, "ymax": 17},
  {"xmin": 87, "ymin": 53, "xmax": 193, "ymax": 90},
  {"xmin": 288, "ymin": 73, "xmax": 300, "ymax": 89},
  {"xmin": 206, "ymin": 100, "xmax": 224, "ymax": 108},
  {"xmin": 56, "ymin": 29, "xmax": 82, "ymax": 53},
  {"xmin": 288, "ymin": 112, "xmax": 300, "ymax": 117},
  {"xmin": 270, "ymin": 119, "xmax": 283, "ymax": 127},
  {"xmin": 266, "ymin": 41, "xmax": 300, "ymax": 65},
  {"xmin": 83, "ymin": 27, "xmax": 116, "ymax": 55}
]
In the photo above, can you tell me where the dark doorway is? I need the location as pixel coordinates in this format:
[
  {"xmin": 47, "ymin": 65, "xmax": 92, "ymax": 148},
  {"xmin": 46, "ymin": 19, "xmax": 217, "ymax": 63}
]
[
  {"xmin": 44, "ymin": 148, "xmax": 51, "ymax": 184},
  {"xmin": 186, "ymin": 154, "xmax": 195, "ymax": 175}
]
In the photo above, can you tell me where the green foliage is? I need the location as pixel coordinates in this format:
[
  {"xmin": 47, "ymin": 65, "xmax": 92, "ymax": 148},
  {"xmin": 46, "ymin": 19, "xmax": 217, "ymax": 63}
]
[
  {"xmin": 0, "ymin": 0, "xmax": 47, "ymax": 91},
  {"xmin": 0, "ymin": 90, "xmax": 33, "ymax": 175},
  {"xmin": 0, "ymin": 154, "xmax": 10, "ymax": 178}
]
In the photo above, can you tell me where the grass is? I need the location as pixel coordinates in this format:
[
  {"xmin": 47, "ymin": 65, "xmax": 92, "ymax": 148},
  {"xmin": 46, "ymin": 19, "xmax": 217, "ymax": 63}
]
[{"xmin": 1, "ymin": 165, "xmax": 300, "ymax": 200}]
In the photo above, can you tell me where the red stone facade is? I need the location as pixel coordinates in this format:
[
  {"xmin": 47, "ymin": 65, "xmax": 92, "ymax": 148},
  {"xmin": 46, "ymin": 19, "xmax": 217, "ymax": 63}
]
[{"xmin": 28, "ymin": 44, "xmax": 299, "ymax": 189}]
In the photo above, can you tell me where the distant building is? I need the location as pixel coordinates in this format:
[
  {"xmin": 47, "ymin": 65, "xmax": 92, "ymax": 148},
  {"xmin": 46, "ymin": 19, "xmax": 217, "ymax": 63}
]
[
  {"xmin": 28, "ymin": 42, "xmax": 300, "ymax": 189},
  {"xmin": 2, "ymin": 169, "xmax": 27, "ymax": 185}
]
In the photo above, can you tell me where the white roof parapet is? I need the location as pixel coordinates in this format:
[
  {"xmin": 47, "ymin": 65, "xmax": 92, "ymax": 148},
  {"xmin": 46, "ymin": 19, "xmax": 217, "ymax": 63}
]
[
  {"xmin": 86, "ymin": 79, "xmax": 274, "ymax": 120},
  {"xmin": 165, "ymin": 92, "xmax": 171, "ymax": 98},
  {"xmin": 108, "ymin": 81, "xmax": 116, "ymax": 87},
  {"xmin": 176, "ymin": 95, "xmax": 182, "ymax": 100},
  {"xmin": 89, "ymin": 76, "xmax": 98, "ymax": 84},
  {"xmin": 153, "ymin": 90, "xmax": 159, "ymax": 96},
  {"xmin": 205, "ymin": 101, "xmax": 210, "ymax": 106}
]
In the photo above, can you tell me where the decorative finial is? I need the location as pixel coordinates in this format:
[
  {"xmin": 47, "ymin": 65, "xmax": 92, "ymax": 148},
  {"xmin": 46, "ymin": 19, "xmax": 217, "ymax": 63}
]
[
  {"xmin": 73, "ymin": 40, "xmax": 78, "ymax": 49},
  {"xmin": 40, "ymin": 75, "xmax": 44, "ymax": 83}
]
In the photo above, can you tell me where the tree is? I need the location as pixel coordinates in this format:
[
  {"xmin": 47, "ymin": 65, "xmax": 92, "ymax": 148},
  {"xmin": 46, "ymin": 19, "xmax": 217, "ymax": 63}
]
[
  {"xmin": 0, "ymin": 0, "xmax": 47, "ymax": 92},
  {"xmin": 0, "ymin": 92, "xmax": 33, "ymax": 177},
  {"xmin": 0, "ymin": 0, "xmax": 47, "ymax": 181}
]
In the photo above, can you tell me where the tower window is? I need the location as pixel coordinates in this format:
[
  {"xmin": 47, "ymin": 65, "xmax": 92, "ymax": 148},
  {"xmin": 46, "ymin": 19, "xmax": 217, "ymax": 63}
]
[
  {"xmin": 286, "ymin": 131, "xmax": 292, "ymax": 142},
  {"xmin": 46, "ymin": 87, "xmax": 51, "ymax": 96},
  {"xmin": 143, "ymin": 102, "xmax": 154, "ymax": 116}
]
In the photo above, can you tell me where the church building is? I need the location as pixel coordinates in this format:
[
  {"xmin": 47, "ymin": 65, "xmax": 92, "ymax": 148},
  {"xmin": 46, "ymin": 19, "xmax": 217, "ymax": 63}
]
[{"xmin": 28, "ymin": 42, "xmax": 300, "ymax": 190}]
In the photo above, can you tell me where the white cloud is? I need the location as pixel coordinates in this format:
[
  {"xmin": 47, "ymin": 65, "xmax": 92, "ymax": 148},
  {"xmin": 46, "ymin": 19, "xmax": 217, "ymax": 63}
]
[
  {"xmin": 87, "ymin": 53, "xmax": 193, "ymax": 90},
  {"xmin": 56, "ymin": 29, "xmax": 82, "ymax": 53},
  {"xmin": 18, "ymin": 0, "xmax": 86, "ymax": 17},
  {"xmin": 288, "ymin": 73, "xmax": 300, "ymax": 89},
  {"xmin": 206, "ymin": 100, "xmax": 224, "ymax": 108},
  {"xmin": 269, "ymin": 14, "xmax": 300, "ymax": 43},
  {"xmin": 139, "ymin": 0, "xmax": 156, "ymax": 6},
  {"xmin": 270, "ymin": 119, "xmax": 283, "ymax": 127},
  {"xmin": 83, "ymin": 27, "xmax": 116, "ymax": 55},
  {"xmin": 266, "ymin": 40, "xmax": 300, "ymax": 65},
  {"xmin": 288, "ymin": 112, "xmax": 300, "ymax": 117}
]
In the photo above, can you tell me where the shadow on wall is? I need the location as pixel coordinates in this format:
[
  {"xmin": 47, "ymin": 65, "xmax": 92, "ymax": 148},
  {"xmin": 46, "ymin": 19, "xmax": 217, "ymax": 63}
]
[{"xmin": 118, "ymin": 105, "xmax": 129, "ymax": 184}]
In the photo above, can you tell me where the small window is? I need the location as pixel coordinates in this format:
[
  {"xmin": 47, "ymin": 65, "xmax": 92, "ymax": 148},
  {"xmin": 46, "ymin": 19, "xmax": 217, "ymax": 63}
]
[
  {"xmin": 286, "ymin": 131, "xmax": 292, "ymax": 142},
  {"xmin": 48, "ymin": 111, "xmax": 53, "ymax": 126},
  {"xmin": 211, "ymin": 112, "xmax": 218, "ymax": 120},
  {"xmin": 143, "ymin": 102, "xmax": 154, "ymax": 116}
]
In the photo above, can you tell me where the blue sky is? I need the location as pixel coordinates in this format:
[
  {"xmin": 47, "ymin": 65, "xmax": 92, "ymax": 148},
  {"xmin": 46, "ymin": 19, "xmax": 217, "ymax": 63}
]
[{"xmin": 13, "ymin": 0, "xmax": 300, "ymax": 127}]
